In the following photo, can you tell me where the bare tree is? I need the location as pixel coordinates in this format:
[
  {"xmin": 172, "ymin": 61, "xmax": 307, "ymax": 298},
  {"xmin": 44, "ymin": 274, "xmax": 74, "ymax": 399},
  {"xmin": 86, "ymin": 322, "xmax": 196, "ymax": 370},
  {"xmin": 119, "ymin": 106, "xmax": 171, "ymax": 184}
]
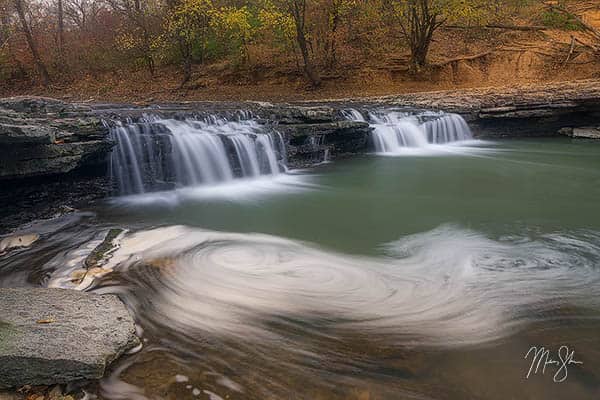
[
  {"xmin": 394, "ymin": 0, "xmax": 446, "ymax": 73},
  {"xmin": 13, "ymin": 0, "xmax": 50, "ymax": 84}
]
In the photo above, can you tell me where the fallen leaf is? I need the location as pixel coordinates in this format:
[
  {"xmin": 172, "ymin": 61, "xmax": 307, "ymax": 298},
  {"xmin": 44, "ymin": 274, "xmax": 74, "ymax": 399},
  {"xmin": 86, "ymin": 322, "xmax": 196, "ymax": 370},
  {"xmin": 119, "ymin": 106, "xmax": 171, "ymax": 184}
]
[{"xmin": 36, "ymin": 318, "xmax": 56, "ymax": 324}]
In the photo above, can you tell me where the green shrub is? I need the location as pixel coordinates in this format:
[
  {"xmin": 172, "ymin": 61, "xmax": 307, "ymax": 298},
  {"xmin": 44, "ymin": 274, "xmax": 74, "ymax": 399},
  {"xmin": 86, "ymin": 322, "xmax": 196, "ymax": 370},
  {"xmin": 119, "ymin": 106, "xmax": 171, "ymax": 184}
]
[{"xmin": 541, "ymin": 9, "xmax": 584, "ymax": 31}]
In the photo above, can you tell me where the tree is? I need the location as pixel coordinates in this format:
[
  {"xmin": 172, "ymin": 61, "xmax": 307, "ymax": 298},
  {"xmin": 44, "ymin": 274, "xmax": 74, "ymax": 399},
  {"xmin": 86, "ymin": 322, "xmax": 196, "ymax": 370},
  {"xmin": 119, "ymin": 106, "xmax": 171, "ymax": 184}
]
[
  {"xmin": 316, "ymin": 0, "xmax": 353, "ymax": 68},
  {"xmin": 13, "ymin": 0, "xmax": 50, "ymax": 84},
  {"xmin": 274, "ymin": 0, "xmax": 321, "ymax": 87},
  {"xmin": 57, "ymin": 0, "xmax": 65, "ymax": 63},
  {"xmin": 107, "ymin": 0, "xmax": 158, "ymax": 75},
  {"xmin": 164, "ymin": 0, "xmax": 214, "ymax": 85},
  {"xmin": 64, "ymin": 0, "xmax": 102, "ymax": 31},
  {"xmin": 388, "ymin": 0, "xmax": 485, "ymax": 73},
  {"xmin": 211, "ymin": 5, "xmax": 256, "ymax": 64}
]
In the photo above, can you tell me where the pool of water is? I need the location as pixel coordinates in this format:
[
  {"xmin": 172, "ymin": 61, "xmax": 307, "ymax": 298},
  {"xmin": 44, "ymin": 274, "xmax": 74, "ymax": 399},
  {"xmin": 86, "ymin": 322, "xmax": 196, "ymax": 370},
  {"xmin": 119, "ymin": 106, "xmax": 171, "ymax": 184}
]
[{"xmin": 1, "ymin": 138, "xmax": 599, "ymax": 399}]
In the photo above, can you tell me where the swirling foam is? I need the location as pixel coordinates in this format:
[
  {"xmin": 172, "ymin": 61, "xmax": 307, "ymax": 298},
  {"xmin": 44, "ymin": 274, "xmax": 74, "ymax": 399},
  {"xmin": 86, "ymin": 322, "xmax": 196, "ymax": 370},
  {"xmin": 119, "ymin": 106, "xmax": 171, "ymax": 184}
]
[{"xmin": 102, "ymin": 225, "xmax": 600, "ymax": 347}]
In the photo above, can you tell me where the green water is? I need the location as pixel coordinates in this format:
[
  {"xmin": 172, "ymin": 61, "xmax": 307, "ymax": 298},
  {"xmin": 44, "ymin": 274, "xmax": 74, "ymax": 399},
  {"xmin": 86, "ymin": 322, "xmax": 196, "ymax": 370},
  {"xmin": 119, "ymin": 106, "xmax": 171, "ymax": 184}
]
[
  {"xmin": 89, "ymin": 138, "xmax": 600, "ymax": 400},
  {"xmin": 3, "ymin": 138, "xmax": 600, "ymax": 400},
  {"xmin": 100, "ymin": 138, "xmax": 600, "ymax": 254}
]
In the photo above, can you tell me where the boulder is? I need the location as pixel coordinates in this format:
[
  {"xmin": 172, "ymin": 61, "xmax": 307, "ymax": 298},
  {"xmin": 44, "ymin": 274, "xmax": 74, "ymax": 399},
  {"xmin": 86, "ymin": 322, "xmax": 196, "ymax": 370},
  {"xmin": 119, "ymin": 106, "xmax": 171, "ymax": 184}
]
[
  {"xmin": 276, "ymin": 121, "xmax": 371, "ymax": 138},
  {"xmin": 265, "ymin": 106, "xmax": 337, "ymax": 124},
  {"xmin": 276, "ymin": 120, "xmax": 372, "ymax": 167},
  {"xmin": 0, "ymin": 288, "xmax": 139, "ymax": 388}
]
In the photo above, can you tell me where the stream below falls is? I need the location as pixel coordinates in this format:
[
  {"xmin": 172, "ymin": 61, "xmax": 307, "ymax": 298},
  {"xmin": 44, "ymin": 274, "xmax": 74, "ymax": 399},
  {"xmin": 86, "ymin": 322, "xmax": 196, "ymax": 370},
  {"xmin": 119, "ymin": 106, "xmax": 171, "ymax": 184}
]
[{"xmin": 1, "ymin": 134, "xmax": 600, "ymax": 399}]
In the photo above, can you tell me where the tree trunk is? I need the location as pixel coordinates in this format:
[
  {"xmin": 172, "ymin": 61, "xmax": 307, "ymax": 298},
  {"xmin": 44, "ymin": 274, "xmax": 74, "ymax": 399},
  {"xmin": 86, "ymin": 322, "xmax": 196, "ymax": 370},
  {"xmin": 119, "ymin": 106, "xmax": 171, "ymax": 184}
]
[
  {"xmin": 410, "ymin": 46, "xmax": 428, "ymax": 73},
  {"xmin": 410, "ymin": 32, "xmax": 432, "ymax": 73},
  {"xmin": 291, "ymin": 0, "xmax": 321, "ymax": 87},
  {"xmin": 142, "ymin": 30, "xmax": 154, "ymax": 76},
  {"xmin": 327, "ymin": 2, "xmax": 339, "ymax": 68},
  {"xmin": 14, "ymin": 0, "xmax": 50, "ymax": 85},
  {"xmin": 57, "ymin": 0, "xmax": 65, "ymax": 64},
  {"xmin": 179, "ymin": 40, "xmax": 192, "ymax": 87},
  {"xmin": 296, "ymin": 28, "xmax": 321, "ymax": 86},
  {"xmin": 133, "ymin": 0, "xmax": 154, "ymax": 76},
  {"xmin": 403, "ymin": 0, "xmax": 438, "ymax": 74}
]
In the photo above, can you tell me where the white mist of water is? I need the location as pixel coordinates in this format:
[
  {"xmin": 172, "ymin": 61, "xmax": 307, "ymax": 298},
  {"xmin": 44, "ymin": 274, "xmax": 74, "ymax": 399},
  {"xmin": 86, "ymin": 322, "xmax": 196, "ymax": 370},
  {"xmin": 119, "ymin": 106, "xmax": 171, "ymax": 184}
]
[{"xmin": 109, "ymin": 116, "xmax": 286, "ymax": 195}]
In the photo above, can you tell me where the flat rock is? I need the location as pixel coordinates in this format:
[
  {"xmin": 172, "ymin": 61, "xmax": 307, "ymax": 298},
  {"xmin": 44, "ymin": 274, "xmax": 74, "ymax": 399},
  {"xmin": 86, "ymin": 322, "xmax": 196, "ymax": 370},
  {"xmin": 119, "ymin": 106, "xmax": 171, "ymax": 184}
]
[
  {"xmin": 0, "ymin": 288, "xmax": 139, "ymax": 388},
  {"xmin": 572, "ymin": 127, "xmax": 600, "ymax": 139}
]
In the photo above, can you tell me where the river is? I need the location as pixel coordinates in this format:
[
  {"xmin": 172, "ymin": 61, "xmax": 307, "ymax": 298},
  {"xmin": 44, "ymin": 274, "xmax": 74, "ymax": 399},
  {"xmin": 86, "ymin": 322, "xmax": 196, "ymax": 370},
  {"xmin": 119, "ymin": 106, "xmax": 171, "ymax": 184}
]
[{"xmin": 1, "ymin": 119, "xmax": 599, "ymax": 399}]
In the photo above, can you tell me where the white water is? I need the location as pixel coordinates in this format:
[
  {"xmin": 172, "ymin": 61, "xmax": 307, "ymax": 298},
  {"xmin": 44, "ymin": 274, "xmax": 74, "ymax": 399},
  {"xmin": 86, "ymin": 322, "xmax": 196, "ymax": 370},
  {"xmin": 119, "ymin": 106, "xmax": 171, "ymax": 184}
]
[
  {"xmin": 109, "ymin": 115, "xmax": 286, "ymax": 195},
  {"xmin": 110, "ymin": 109, "xmax": 475, "ymax": 196},
  {"xmin": 98, "ymin": 225, "xmax": 600, "ymax": 347},
  {"xmin": 344, "ymin": 109, "xmax": 474, "ymax": 154}
]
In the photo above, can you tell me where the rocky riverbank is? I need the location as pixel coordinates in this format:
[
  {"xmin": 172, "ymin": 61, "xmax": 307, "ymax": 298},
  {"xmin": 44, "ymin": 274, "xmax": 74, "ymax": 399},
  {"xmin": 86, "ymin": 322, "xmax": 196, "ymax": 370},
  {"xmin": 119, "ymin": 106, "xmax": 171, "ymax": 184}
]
[
  {"xmin": 1, "ymin": 80, "xmax": 599, "ymax": 230},
  {"xmin": 3, "ymin": 80, "xmax": 599, "ymax": 179},
  {"xmin": 349, "ymin": 79, "xmax": 600, "ymax": 137}
]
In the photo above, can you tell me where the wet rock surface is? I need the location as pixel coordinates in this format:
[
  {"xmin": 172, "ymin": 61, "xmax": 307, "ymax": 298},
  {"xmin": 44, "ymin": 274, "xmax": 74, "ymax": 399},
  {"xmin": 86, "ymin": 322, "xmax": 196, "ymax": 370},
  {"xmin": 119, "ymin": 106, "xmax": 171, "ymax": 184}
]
[
  {"xmin": 0, "ymin": 288, "xmax": 139, "ymax": 389},
  {"xmin": 0, "ymin": 175, "xmax": 110, "ymax": 234}
]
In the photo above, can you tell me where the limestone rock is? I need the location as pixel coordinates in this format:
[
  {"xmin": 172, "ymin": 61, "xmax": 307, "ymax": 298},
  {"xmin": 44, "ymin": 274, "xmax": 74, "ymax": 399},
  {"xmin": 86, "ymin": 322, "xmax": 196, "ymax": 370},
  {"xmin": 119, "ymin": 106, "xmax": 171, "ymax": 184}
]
[
  {"xmin": 572, "ymin": 127, "xmax": 600, "ymax": 139},
  {"xmin": 0, "ymin": 141, "xmax": 112, "ymax": 180},
  {"xmin": 0, "ymin": 233, "xmax": 39, "ymax": 253},
  {"xmin": 0, "ymin": 125, "xmax": 56, "ymax": 145},
  {"xmin": 0, "ymin": 288, "xmax": 139, "ymax": 388},
  {"xmin": 0, "ymin": 97, "xmax": 111, "ymax": 181}
]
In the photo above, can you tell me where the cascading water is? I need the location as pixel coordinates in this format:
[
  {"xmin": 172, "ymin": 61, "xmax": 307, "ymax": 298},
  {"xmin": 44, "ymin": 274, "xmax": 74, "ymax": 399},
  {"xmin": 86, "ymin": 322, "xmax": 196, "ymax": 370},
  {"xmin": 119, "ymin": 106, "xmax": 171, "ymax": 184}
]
[
  {"xmin": 369, "ymin": 113, "xmax": 429, "ymax": 150},
  {"xmin": 109, "ymin": 115, "xmax": 286, "ymax": 195},
  {"xmin": 344, "ymin": 109, "xmax": 473, "ymax": 153},
  {"xmin": 422, "ymin": 113, "xmax": 473, "ymax": 144}
]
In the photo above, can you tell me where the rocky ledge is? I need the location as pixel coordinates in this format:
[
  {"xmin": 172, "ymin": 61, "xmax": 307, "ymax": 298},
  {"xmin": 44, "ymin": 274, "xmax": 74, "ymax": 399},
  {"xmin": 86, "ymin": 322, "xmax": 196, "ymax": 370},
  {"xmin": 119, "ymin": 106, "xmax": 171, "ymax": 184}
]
[
  {"xmin": 0, "ymin": 97, "xmax": 111, "ymax": 180},
  {"xmin": 0, "ymin": 97, "xmax": 114, "ymax": 233},
  {"xmin": 0, "ymin": 288, "xmax": 139, "ymax": 388},
  {"xmin": 354, "ymin": 79, "xmax": 600, "ymax": 137}
]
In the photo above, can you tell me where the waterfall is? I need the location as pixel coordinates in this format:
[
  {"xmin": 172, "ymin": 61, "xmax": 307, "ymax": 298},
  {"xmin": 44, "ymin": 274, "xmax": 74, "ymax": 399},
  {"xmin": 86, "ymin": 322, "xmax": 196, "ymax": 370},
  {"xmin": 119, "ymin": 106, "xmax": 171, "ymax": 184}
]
[
  {"xmin": 341, "ymin": 109, "xmax": 366, "ymax": 122},
  {"xmin": 422, "ymin": 113, "xmax": 473, "ymax": 143},
  {"xmin": 109, "ymin": 115, "xmax": 286, "ymax": 195},
  {"xmin": 345, "ymin": 109, "xmax": 473, "ymax": 153},
  {"xmin": 369, "ymin": 112, "xmax": 429, "ymax": 150}
]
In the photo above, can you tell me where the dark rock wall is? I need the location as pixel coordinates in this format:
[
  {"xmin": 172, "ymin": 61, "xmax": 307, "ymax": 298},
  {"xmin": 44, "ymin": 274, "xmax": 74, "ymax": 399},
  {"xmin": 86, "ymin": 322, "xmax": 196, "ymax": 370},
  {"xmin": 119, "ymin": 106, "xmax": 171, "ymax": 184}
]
[
  {"xmin": 0, "ymin": 97, "xmax": 113, "ymax": 233},
  {"xmin": 0, "ymin": 97, "xmax": 112, "ymax": 180}
]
